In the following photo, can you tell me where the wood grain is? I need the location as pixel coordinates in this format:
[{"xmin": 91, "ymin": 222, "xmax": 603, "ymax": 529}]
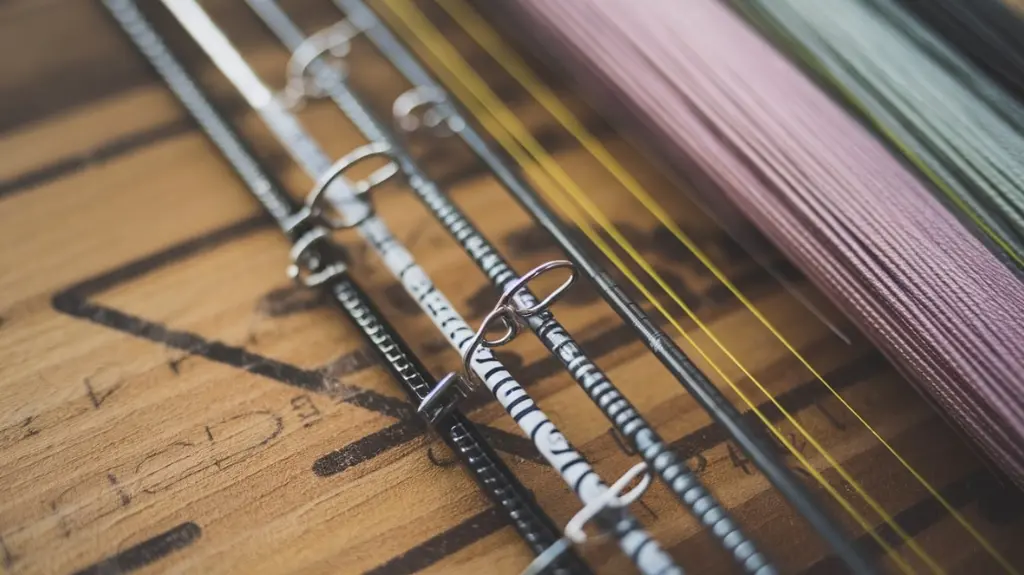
[{"xmin": 1, "ymin": 1, "xmax": 1022, "ymax": 574}]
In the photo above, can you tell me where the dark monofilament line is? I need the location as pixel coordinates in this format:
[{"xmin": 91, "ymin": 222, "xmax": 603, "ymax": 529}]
[
  {"xmin": 100, "ymin": 2, "xmax": 588, "ymax": 572},
  {"xmin": 895, "ymin": 0, "xmax": 1024, "ymax": 102},
  {"xmin": 332, "ymin": 0, "xmax": 869, "ymax": 572},
  {"xmin": 245, "ymin": 2, "xmax": 773, "ymax": 572}
]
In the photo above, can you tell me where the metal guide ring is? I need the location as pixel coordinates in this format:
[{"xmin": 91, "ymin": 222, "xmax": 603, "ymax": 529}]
[
  {"xmin": 498, "ymin": 260, "xmax": 577, "ymax": 318},
  {"xmin": 460, "ymin": 306, "xmax": 520, "ymax": 383},
  {"xmin": 564, "ymin": 461, "xmax": 652, "ymax": 543},
  {"xmin": 286, "ymin": 227, "xmax": 348, "ymax": 288},
  {"xmin": 418, "ymin": 260, "xmax": 578, "ymax": 419},
  {"xmin": 520, "ymin": 462, "xmax": 652, "ymax": 575},
  {"xmin": 459, "ymin": 260, "xmax": 578, "ymax": 383},
  {"xmin": 305, "ymin": 142, "xmax": 399, "ymax": 230},
  {"xmin": 279, "ymin": 20, "xmax": 360, "ymax": 110},
  {"xmin": 393, "ymin": 86, "xmax": 462, "ymax": 136}
]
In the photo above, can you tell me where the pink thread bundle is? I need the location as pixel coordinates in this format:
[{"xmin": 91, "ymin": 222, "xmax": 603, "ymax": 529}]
[{"xmin": 498, "ymin": 0, "xmax": 1024, "ymax": 486}]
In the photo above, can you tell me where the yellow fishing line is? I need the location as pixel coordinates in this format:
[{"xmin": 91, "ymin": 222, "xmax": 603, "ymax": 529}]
[
  {"xmin": 431, "ymin": 1, "xmax": 1018, "ymax": 572},
  {"xmin": 373, "ymin": 0, "xmax": 932, "ymax": 571},
  {"xmin": 512, "ymin": 119, "xmax": 915, "ymax": 575}
]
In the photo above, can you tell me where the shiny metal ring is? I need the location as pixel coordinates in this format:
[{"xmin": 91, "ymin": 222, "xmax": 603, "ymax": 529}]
[
  {"xmin": 497, "ymin": 260, "xmax": 577, "ymax": 317},
  {"xmin": 279, "ymin": 20, "xmax": 359, "ymax": 110},
  {"xmin": 563, "ymin": 461, "xmax": 651, "ymax": 544},
  {"xmin": 286, "ymin": 227, "xmax": 348, "ymax": 287},
  {"xmin": 459, "ymin": 261, "xmax": 578, "ymax": 383},
  {"xmin": 519, "ymin": 462, "xmax": 652, "ymax": 575},
  {"xmin": 460, "ymin": 306, "xmax": 520, "ymax": 383},
  {"xmin": 304, "ymin": 142, "xmax": 399, "ymax": 230},
  {"xmin": 392, "ymin": 86, "xmax": 462, "ymax": 136}
]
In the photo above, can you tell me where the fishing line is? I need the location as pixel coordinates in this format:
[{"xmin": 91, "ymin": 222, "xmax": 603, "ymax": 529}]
[
  {"xmin": 100, "ymin": 1, "xmax": 587, "ymax": 572},
  {"xmin": 333, "ymin": 1, "xmax": 873, "ymax": 572},
  {"xmin": 244, "ymin": 1, "xmax": 774, "ymax": 572},
  {"xmin": 157, "ymin": 1, "xmax": 680, "ymax": 572},
  {"xmin": 732, "ymin": 0, "xmax": 1024, "ymax": 269},
  {"xmin": 427, "ymin": 0, "xmax": 1020, "ymax": 566},
  {"xmin": 407, "ymin": 1, "xmax": 1024, "ymax": 568}
]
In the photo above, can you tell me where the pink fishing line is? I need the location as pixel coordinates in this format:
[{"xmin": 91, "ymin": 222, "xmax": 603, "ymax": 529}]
[{"xmin": 499, "ymin": 0, "xmax": 1024, "ymax": 485}]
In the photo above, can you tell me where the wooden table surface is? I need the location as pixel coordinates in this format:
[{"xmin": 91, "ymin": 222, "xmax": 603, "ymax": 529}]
[{"xmin": 2, "ymin": 1, "xmax": 1023, "ymax": 574}]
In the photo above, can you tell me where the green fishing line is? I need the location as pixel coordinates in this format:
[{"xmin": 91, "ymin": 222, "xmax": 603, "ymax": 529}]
[{"xmin": 731, "ymin": 0, "xmax": 1024, "ymax": 270}]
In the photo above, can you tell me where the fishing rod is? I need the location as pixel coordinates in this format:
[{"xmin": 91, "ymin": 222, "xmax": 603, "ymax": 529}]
[
  {"xmin": 99, "ymin": 1, "xmax": 586, "ymax": 572},
  {"xmin": 154, "ymin": 0, "xmax": 682, "ymax": 573},
  {"xmin": 243, "ymin": 2, "xmax": 775, "ymax": 573},
  {"xmin": 328, "ymin": 0, "xmax": 871, "ymax": 572},
  {"xmin": 99, "ymin": 0, "xmax": 598, "ymax": 570}
]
